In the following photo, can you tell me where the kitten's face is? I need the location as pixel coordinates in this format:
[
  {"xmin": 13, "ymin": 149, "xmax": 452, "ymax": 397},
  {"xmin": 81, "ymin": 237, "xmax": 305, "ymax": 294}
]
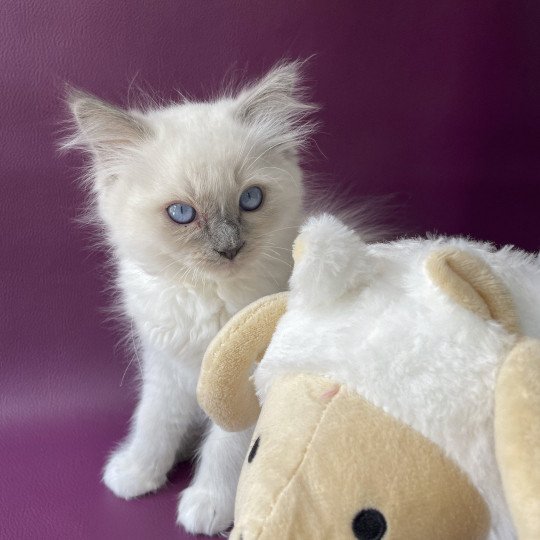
[
  {"xmin": 67, "ymin": 62, "xmax": 316, "ymax": 282},
  {"xmin": 99, "ymin": 103, "xmax": 303, "ymax": 280}
]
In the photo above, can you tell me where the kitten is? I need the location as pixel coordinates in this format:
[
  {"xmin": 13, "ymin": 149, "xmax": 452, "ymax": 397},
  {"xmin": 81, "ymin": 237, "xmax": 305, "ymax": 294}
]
[{"xmin": 64, "ymin": 61, "xmax": 316, "ymax": 534}]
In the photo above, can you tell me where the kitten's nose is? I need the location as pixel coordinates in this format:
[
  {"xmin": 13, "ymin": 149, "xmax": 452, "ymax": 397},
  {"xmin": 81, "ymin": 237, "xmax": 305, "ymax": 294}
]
[{"xmin": 217, "ymin": 243, "xmax": 244, "ymax": 260}]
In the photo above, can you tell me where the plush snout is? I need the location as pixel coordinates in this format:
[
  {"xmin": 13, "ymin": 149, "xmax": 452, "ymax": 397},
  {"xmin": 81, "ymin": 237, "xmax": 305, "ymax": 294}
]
[{"xmin": 230, "ymin": 374, "xmax": 490, "ymax": 540}]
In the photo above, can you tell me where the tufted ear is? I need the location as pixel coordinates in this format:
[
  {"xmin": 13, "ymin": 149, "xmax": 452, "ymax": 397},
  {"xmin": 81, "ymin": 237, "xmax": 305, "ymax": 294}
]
[
  {"xmin": 233, "ymin": 60, "xmax": 318, "ymax": 155},
  {"xmin": 495, "ymin": 338, "xmax": 540, "ymax": 539},
  {"xmin": 197, "ymin": 292, "xmax": 288, "ymax": 432},
  {"xmin": 425, "ymin": 249, "xmax": 519, "ymax": 334},
  {"xmin": 64, "ymin": 88, "xmax": 153, "ymax": 170}
]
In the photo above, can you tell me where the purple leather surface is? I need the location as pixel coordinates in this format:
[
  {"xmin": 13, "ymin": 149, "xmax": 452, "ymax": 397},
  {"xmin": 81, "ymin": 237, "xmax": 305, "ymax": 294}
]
[{"xmin": 1, "ymin": 1, "xmax": 539, "ymax": 539}]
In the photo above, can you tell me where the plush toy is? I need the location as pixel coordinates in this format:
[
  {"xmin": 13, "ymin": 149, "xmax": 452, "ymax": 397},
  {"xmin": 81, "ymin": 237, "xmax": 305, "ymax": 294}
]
[{"xmin": 197, "ymin": 215, "xmax": 540, "ymax": 540}]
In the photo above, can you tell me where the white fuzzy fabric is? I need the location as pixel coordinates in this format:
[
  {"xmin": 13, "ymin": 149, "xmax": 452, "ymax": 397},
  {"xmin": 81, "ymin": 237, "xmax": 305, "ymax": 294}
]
[
  {"xmin": 65, "ymin": 61, "xmax": 316, "ymax": 535},
  {"xmin": 255, "ymin": 214, "xmax": 540, "ymax": 540}
]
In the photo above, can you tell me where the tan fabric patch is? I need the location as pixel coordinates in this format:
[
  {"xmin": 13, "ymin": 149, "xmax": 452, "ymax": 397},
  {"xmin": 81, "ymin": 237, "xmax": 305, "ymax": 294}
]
[
  {"xmin": 495, "ymin": 338, "xmax": 540, "ymax": 540},
  {"xmin": 425, "ymin": 249, "xmax": 519, "ymax": 334},
  {"xmin": 197, "ymin": 292, "xmax": 288, "ymax": 432},
  {"xmin": 231, "ymin": 373, "xmax": 490, "ymax": 540},
  {"xmin": 292, "ymin": 236, "xmax": 305, "ymax": 263}
]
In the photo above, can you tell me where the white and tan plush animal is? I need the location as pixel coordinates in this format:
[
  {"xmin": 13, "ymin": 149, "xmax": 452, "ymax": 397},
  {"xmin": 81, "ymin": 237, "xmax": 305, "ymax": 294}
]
[{"xmin": 198, "ymin": 214, "xmax": 540, "ymax": 540}]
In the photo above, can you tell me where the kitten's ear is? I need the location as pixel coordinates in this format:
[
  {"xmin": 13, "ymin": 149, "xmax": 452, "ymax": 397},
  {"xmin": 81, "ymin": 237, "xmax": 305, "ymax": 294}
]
[
  {"xmin": 64, "ymin": 88, "xmax": 152, "ymax": 164},
  {"xmin": 234, "ymin": 60, "xmax": 318, "ymax": 154}
]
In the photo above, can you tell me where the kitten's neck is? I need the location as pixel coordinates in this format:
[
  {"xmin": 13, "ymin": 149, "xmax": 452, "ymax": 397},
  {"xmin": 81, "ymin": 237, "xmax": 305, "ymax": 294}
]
[{"xmin": 118, "ymin": 254, "xmax": 287, "ymax": 314}]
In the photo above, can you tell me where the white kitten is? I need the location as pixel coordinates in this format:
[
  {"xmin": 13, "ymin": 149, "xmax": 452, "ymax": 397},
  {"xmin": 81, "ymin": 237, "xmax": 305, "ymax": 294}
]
[{"xmin": 64, "ymin": 61, "xmax": 317, "ymax": 535}]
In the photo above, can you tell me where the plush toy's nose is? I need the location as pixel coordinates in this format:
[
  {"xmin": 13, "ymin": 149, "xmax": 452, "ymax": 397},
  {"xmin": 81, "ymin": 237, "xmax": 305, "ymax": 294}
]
[{"xmin": 231, "ymin": 374, "xmax": 490, "ymax": 540}]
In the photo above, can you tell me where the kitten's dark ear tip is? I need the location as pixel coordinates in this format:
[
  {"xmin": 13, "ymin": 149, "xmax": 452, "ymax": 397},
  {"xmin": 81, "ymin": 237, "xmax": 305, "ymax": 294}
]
[
  {"xmin": 274, "ymin": 56, "xmax": 314, "ymax": 75},
  {"xmin": 271, "ymin": 56, "xmax": 318, "ymax": 85},
  {"xmin": 63, "ymin": 86, "xmax": 101, "ymax": 120},
  {"xmin": 233, "ymin": 58, "xmax": 320, "ymax": 153},
  {"xmin": 60, "ymin": 85, "xmax": 152, "ymax": 158},
  {"xmin": 262, "ymin": 58, "xmax": 310, "ymax": 90},
  {"xmin": 63, "ymin": 84, "xmax": 78, "ymax": 108}
]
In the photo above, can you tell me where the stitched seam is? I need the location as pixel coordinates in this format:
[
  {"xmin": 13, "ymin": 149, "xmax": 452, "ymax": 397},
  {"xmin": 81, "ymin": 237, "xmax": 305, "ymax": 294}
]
[{"xmin": 256, "ymin": 383, "xmax": 344, "ymax": 538}]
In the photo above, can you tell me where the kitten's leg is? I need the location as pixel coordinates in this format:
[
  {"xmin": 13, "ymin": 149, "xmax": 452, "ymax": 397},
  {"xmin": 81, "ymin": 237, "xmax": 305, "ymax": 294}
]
[
  {"xmin": 103, "ymin": 348, "xmax": 199, "ymax": 499},
  {"xmin": 177, "ymin": 422, "xmax": 253, "ymax": 535}
]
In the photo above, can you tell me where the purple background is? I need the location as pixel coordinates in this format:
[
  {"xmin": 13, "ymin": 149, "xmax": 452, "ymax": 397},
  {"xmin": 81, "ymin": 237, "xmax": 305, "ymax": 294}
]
[{"xmin": 1, "ymin": 1, "xmax": 538, "ymax": 539}]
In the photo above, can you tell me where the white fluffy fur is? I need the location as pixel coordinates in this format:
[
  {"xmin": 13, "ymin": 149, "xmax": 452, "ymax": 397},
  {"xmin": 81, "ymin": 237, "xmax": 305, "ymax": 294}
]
[
  {"xmin": 255, "ymin": 214, "xmax": 540, "ymax": 540},
  {"xmin": 65, "ymin": 61, "xmax": 316, "ymax": 535}
]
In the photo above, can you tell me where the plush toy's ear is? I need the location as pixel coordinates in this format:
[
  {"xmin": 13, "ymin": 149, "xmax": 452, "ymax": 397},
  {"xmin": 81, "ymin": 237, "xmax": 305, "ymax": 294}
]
[
  {"xmin": 197, "ymin": 292, "xmax": 288, "ymax": 432},
  {"xmin": 425, "ymin": 248, "xmax": 519, "ymax": 333},
  {"xmin": 495, "ymin": 338, "xmax": 540, "ymax": 540},
  {"xmin": 427, "ymin": 249, "xmax": 540, "ymax": 536},
  {"xmin": 290, "ymin": 214, "xmax": 376, "ymax": 307}
]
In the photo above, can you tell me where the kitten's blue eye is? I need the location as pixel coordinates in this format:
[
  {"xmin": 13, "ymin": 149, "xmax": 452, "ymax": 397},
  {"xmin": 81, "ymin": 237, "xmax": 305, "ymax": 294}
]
[
  {"xmin": 167, "ymin": 203, "xmax": 196, "ymax": 224},
  {"xmin": 239, "ymin": 186, "xmax": 263, "ymax": 211}
]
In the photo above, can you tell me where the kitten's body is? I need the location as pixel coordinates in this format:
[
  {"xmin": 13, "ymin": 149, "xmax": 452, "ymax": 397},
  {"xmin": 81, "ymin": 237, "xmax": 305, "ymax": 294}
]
[
  {"xmin": 108, "ymin": 254, "xmax": 290, "ymax": 533},
  {"xmin": 66, "ymin": 62, "xmax": 314, "ymax": 534}
]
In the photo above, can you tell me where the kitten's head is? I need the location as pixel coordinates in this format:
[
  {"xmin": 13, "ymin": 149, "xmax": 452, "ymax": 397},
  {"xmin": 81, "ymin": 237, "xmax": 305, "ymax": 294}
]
[{"xmin": 64, "ymin": 61, "xmax": 317, "ymax": 283}]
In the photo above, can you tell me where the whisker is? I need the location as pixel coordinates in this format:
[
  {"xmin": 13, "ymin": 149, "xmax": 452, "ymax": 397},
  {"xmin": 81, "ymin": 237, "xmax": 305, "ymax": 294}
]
[
  {"xmin": 120, "ymin": 318, "xmax": 143, "ymax": 387},
  {"xmin": 251, "ymin": 225, "xmax": 300, "ymax": 237},
  {"xmin": 242, "ymin": 141, "xmax": 283, "ymax": 173},
  {"xmin": 261, "ymin": 250, "xmax": 293, "ymax": 269},
  {"xmin": 257, "ymin": 265, "xmax": 280, "ymax": 288},
  {"xmin": 255, "ymin": 165, "xmax": 296, "ymax": 183},
  {"xmin": 257, "ymin": 242, "xmax": 292, "ymax": 253}
]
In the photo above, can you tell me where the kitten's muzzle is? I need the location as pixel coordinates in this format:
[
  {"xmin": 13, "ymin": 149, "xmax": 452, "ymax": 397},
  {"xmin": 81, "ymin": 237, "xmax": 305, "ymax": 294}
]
[{"xmin": 209, "ymin": 218, "xmax": 244, "ymax": 261}]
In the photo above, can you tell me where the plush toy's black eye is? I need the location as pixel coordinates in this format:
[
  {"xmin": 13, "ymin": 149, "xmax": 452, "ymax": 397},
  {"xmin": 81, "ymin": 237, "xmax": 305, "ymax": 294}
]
[
  {"xmin": 247, "ymin": 436, "xmax": 260, "ymax": 463},
  {"xmin": 352, "ymin": 509, "xmax": 387, "ymax": 540}
]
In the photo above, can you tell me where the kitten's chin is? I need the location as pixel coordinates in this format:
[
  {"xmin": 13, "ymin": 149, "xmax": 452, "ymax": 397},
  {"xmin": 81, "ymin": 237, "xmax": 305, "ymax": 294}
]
[{"xmin": 200, "ymin": 248, "xmax": 261, "ymax": 281}]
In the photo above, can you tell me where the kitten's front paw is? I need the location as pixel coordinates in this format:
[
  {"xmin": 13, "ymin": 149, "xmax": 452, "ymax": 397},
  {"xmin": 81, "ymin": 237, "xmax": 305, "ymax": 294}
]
[
  {"xmin": 103, "ymin": 447, "xmax": 167, "ymax": 499},
  {"xmin": 177, "ymin": 485, "xmax": 234, "ymax": 535}
]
